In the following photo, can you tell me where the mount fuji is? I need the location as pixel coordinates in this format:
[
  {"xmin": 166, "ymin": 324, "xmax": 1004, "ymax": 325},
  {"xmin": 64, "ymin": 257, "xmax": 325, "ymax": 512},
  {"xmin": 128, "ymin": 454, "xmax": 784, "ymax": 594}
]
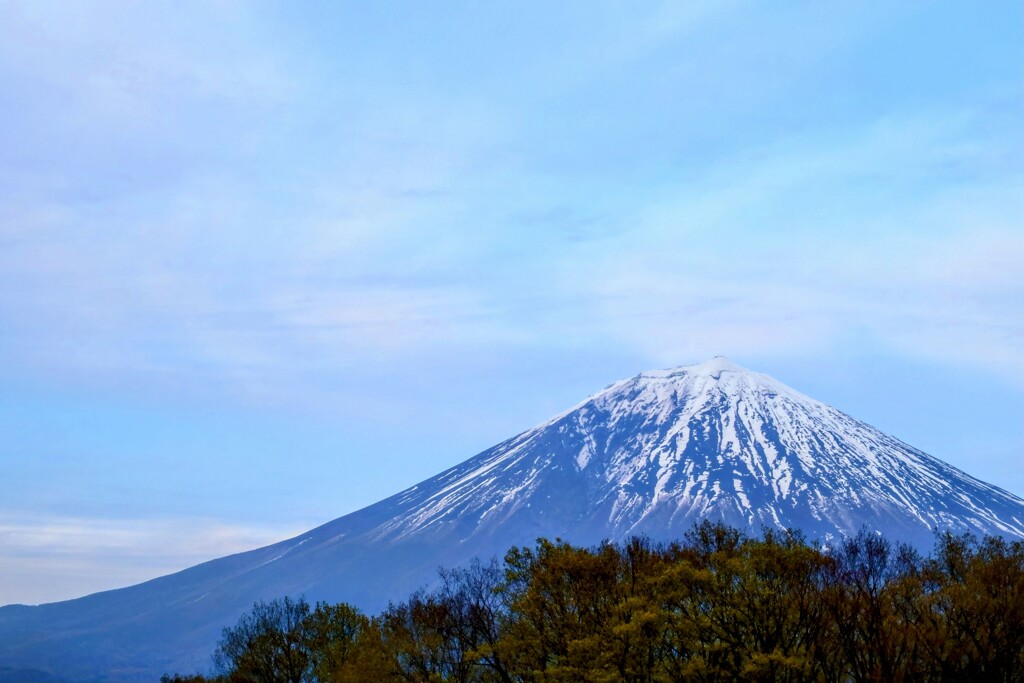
[{"xmin": 2, "ymin": 357, "xmax": 1023, "ymax": 681}]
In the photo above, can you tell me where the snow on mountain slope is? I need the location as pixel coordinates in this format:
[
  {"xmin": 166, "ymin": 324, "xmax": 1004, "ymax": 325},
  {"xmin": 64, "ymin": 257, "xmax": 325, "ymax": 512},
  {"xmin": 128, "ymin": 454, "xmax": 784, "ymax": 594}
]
[
  {"xmin": 363, "ymin": 355, "xmax": 1023, "ymax": 550},
  {"xmin": 2, "ymin": 358, "xmax": 1022, "ymax": 682}
]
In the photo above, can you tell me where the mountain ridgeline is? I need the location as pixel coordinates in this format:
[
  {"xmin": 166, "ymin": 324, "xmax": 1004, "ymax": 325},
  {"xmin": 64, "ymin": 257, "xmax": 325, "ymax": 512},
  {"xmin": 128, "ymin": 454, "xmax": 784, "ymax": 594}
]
[{"xmin": 2, "ymin": 358, "xmax": 1023, "ymax": 681}]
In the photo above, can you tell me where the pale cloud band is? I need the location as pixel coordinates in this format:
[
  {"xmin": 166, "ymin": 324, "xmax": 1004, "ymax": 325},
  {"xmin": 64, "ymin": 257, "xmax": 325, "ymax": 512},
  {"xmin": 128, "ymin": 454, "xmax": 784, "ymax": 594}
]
[{"xmin": 0, "ymin": 515, "xmax": 308, "ymax": 606}]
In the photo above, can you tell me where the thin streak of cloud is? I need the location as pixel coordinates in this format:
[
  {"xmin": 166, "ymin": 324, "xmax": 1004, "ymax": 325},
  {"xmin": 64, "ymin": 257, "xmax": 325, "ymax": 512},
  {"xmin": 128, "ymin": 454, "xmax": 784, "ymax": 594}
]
[{"xmin": 0, "ymin": 515, "xmax": 308, "ymax": 606}]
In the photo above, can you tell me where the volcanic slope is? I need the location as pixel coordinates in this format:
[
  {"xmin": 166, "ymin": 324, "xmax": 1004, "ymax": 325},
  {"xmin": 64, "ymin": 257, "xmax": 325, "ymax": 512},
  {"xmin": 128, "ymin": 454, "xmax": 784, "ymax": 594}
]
[{"xmin": 2, "ymin": 357, "xmax": 1023, "ymax": 681}]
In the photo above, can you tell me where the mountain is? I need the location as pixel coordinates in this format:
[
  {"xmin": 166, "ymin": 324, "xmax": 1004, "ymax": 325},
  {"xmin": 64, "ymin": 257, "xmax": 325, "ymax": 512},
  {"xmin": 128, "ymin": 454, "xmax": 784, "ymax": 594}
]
[{"xmin": 2, "ymin": 357, "xmax": 1023, "ymax": 681}]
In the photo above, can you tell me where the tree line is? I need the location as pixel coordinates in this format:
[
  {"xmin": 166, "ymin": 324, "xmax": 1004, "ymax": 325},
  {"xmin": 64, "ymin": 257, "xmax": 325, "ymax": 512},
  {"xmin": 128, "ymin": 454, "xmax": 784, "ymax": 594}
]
[{"xmin": 163, "ymin": 522, "xmax": 1024, "ymax": 682}]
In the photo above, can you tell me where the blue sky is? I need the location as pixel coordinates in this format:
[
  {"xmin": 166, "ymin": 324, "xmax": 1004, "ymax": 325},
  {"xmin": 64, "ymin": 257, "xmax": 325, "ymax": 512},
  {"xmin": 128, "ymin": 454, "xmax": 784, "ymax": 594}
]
[{"xmin": 1, "ymin": 1, "xmax": 1021, "ymax": 605}]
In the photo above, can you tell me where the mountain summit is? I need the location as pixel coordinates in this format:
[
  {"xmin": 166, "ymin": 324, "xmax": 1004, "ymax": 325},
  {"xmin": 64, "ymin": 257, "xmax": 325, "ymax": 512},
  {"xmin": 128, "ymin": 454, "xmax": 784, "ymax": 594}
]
[{"xmin": 2, "ymin": 358, "xmax": 1023, "ymax": 681}]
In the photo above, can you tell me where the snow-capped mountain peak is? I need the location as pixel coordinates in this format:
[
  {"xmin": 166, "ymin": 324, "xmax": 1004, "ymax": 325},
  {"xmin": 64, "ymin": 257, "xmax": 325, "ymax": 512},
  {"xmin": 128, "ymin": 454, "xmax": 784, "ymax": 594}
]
[{"xmin": 365, "ymin": 357, "xmax": 1024, "ymax": 550}]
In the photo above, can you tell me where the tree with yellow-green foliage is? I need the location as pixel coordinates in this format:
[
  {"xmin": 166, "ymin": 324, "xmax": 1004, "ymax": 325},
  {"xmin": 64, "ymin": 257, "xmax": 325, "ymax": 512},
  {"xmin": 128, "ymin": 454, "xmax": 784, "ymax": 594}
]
[{"xmin": 192, "ymin": 524, "xmax": 1024, "ymax": 683}]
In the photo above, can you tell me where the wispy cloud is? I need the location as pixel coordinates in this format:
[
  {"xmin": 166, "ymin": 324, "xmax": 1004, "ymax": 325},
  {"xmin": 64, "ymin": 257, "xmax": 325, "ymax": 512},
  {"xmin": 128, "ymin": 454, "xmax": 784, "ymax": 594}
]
[
  {"xmin": 0, "ymin": 515, "xmax": 308, "ymax": 606},
  {"xmin": 3, "ymin": 2, "xmax": 1017, "ymax": 407},
  {"xmin": 554, "ymin": 107, "xmax": 1024, "ymax": 381}
]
